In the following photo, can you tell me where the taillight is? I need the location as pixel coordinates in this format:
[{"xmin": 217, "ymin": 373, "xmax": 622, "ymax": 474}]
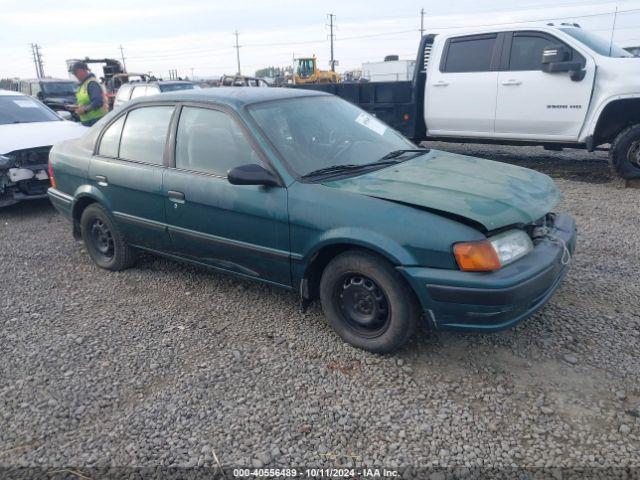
[{"xmin": 48, "ymin": 158, "xmax": 56, "ymax": 189}]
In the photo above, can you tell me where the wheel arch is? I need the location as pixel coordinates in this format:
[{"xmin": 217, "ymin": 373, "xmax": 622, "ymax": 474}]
[
  {"xmin": 592, "ymin": 97, "xmax": 640, "ymax": 146},
  {"xmin": 70, "ymin": 186, "xmax": 111, "ymax": 239},
  {"xmin": 298, "ymin": 238, "xmax": 412, "ymax": 303}
]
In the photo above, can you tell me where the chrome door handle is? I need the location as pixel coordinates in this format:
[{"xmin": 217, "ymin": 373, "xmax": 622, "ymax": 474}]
[
  {"xmin": 95, "ymin": 175, "xmax": 108, "ymax": 186},
  {"xmin": 433, "ymin": 81, "xmax": 449, "ymax": 87},
  {"xmin": 501, "ymin": 80, "xmax": 522, "ymax": 86},
  {"xmin": 167, "ymin": 190, "xmax": 185, "ymax": 204}
]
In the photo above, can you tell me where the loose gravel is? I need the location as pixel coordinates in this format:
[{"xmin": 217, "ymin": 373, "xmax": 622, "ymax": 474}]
[{"xmin": 1, "ymin": 144, "xmax": 639, "ymax": 473}]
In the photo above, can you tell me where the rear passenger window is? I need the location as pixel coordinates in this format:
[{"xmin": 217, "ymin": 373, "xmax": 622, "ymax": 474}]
[
  {"xmin": 509, "ymin": 35, "xmax": 554, "ymax": 71},
  {"xmin": 98, "ymin": 115, "xmax": 125, "ymax": 157},
  {"xmin": 119, "ymin": 106, "xmax": 174, "ymax": 164},
  {"xmin": 175, "ymin": 107, "xmax": 259, "ymax": 176},
  {"xmin": 443, "ymin": 35, "xmax": 497, "ymax": 73}
]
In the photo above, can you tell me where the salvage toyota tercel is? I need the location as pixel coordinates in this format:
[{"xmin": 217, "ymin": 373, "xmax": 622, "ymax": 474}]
[{"xmin": 47, "ymin": 88, "xmax": 576, "ymax": 353}]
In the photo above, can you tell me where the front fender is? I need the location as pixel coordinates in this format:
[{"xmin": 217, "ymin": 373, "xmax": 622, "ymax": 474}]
[{"xmin": 581, "ymin": 94, "xmax": 640, "ymax": 142}]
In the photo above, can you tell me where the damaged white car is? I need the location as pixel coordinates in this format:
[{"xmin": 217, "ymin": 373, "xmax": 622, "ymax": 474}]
[{"xmin": 0, "ymin": 90, "xmax": 86, "ymax": 208}]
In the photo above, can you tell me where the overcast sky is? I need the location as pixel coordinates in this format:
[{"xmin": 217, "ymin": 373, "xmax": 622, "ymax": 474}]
[{"xmin": 1, "ymin": 0, "xmax": 639, "ymax": 80}]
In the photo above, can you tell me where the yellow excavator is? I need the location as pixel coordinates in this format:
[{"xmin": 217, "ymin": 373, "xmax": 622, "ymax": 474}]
[{"xmin": 293, "ymin": 56, "xmax": 340, "ymax": 84}]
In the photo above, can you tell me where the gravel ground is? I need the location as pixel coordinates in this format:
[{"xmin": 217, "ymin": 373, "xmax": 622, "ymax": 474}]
[{"xmin": 1, "ymin": 144, "xmax": 639, "ymax": 474}]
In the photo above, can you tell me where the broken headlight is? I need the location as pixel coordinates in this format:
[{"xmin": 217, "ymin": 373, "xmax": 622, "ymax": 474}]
[{"xmin": 489, "ymin": 229, "xmax": 533, "ymax": 267}]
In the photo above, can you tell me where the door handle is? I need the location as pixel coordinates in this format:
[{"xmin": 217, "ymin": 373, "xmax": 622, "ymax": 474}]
[
  {"xmin": 433, "ymin": 81, "xmax": 449, "ymax": 87},
  {"xmin": 95, "ymin": 175, "xmax": 108, "ymax": 187},
  {"xmin": 501, "ymin": 79, "xmax": 522, "ymax": 86},
  {"xmin": 167, "ymin": 190, "xmax": 185, "ymax": 204}
]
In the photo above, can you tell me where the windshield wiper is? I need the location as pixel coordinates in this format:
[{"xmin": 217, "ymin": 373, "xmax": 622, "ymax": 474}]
[
  {"xmin": 380, "ymin": 148, "xmax": 429, "ymax": 160},
  {"xmin": 301, "ymin": 149, "xmax": 429, "ymax": 181}
]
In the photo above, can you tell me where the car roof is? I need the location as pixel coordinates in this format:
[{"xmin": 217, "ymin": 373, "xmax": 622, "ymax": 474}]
[
  {"xmin": 0, "ymin": 89, "xmax": 26, "ymax": 96},
  {"xmin": 137, "ymin": 86, "xmax": 329, "ymax": 108}
]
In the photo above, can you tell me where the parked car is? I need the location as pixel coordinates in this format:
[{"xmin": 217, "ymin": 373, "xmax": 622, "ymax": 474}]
[
  {"xmin": 219, "ymin": 75, "xmax": 270, "ymax": 87},
  {"xmin": 48, "ymin": 88, "xmax": 576, "ymax": 353},
  {"xmin": 113, "ymin": 81, "xmax": 195, "ymax": 109},
  {"xmin": 19, "ymin": 78, "xmax": 78, "ymax": 111},
  {"xmin": 0, "ymin": 90, "xmax": 86, "ymax": 207},
  {"xmin": 295, "ymin": 25, "xmax": 640, "ymax": 179}
]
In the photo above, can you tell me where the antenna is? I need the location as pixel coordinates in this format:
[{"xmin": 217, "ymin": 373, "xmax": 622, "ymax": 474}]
[{"xmin": 608, "ymin": 6, "xmax": 618, "ymax": 56}]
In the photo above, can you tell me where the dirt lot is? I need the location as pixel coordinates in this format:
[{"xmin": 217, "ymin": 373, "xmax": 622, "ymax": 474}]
[{"xmin": 1, "ymin": 144, "xmax": 639, "ymax": 474}]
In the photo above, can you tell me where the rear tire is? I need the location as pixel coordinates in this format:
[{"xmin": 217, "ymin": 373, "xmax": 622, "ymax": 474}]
[
  {"xmin": 609, "ymin": 124, "xmax": 640, "ymax": 179},
  {"xmin": 80, "ymin": 203, "xmax": 136, "ymax": 271},
  {"xmin": 319, "ymin": 250, "xmax": 419, "ymax": 353}
]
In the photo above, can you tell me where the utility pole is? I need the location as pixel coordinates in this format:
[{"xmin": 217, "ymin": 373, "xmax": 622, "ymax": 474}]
[
  {"xmin": 420, "ymin": 8, "xmax": 425, "ymax": 37},
  {"xmin": 190, "ymin": 67, "xmax": 194, "ymax": 80},
  {"xmin": 233, "ymin": 31, "xmax": 241, "ymax": 75},
  {"xmin": 31, "ymin": 43, "xmax": 44, "ymax": 78},
  {"xmin": 327, "ymin": 14, "xmax": 336, "ymax": 72},
  {"xmin": 119, "ymin": 45, "xmax": 127, "ymax": 72}
]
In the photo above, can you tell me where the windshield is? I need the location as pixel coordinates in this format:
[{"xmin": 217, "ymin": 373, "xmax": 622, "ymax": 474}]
[
  {"xmin": 0, "ymin": 96, "xmax": 61, "ymax": 125},
  {"xmin": 160, "ymin": 83, "xmax": 195, "ymax": 92},
  {"xmin": 42, "ymin": 82, "xmax": 77, "ymax": 95},
  {"xmin": 560, "ymin": 28, "xmax": 633, "ymax": 58},
  {"xmin": 248, "ymin": 96, "xmax": 415, "ymax": 178},
  {"xmin": 296, "ymin": 59, "xmax": 315, "ymax": 78}
]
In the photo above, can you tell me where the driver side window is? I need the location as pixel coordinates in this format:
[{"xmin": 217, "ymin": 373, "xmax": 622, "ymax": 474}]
[
  {"xmin": 509, "ymin": 33, "xmax": 572, "ymax": 71},
  {"xmin": 175, "ymin": 107, "xmax": 259, "ymax": 176}
]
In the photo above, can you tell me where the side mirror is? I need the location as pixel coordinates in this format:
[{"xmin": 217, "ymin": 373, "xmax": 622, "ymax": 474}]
[
  {"xmin": 228, "ymin": 164, "xmax": 279, "ymax": 187},
  {"xmin": 56, "ymin": 110, "xmax": 73, "ymax": 121},
  {"xmin": 541, "ymin": 44, "xmax": 585, "ymax": 81}
]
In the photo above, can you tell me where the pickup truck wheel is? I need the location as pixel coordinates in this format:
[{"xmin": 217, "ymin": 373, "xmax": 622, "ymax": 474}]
[
  {"xmin": 80, "ymin": 203, "xmax": 136, "ymax": 271},
  {"xmin": 320, "ymin": 250, "xmax": 419, "ymax": 353},
  {"xmin": 609, "ymin": 124, "xmax": 640, "ymax": 179}
]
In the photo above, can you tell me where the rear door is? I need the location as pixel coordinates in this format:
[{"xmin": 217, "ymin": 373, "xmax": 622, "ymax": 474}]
[
  {"xmin": 89, "ymin": 104, "xmax": 175, "ymax": 250},
  {"xmin": 494, "ymin": 31, "xmax": 594, "ymax": 139},
  {"xmin": 426, "ymin": 33, "xmax": 502, "ymax": 136},
  {"xmin": 162, "ymin": 104, "xmax": 291, "ymax": 286}
]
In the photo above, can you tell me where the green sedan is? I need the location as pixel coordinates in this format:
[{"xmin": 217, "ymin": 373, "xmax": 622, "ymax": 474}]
[{"xmin": 47, "ymin": 88, "xmax": 576, "ymax": 353}]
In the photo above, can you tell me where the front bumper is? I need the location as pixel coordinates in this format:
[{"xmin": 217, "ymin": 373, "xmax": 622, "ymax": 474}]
[{"xmin": 399, "ymin": 213, "xmax": 577, "ymax": 332}]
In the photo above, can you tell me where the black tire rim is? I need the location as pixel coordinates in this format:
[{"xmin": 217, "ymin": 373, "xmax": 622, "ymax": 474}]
[
  {"xmin": 335, "ymin": 273, "xmax": 391, "ymax": 338},
  {"xmin": 89, "ymin": 218, "xmax": 115, "ymax": 260},
  {"xmin": 629, "ymin": 141, "xmax": 640, "ymax": 169}
]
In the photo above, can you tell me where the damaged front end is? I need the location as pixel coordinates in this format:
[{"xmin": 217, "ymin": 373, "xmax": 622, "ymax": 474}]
[{"xmin": 0, "ymin": 147, "xmax": 52, "ymax": 207}]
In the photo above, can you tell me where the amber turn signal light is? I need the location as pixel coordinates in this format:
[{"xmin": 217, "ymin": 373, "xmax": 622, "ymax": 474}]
[{"xmin": 453, "ymin": 240, "xmax": 502, "ymax": 272}]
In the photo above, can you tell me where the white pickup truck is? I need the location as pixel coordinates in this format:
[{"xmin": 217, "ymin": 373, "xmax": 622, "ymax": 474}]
[{"xmin": 296, "ymin": 25, "xmax": 640, "ymax": 179}]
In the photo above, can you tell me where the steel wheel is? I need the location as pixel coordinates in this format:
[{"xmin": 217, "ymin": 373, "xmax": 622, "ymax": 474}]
[
  {"xmin": 336, "ymin": 273, "xmax": 391, "ymax": 338},
  {"xmin": 89, "ymin": 218, "xmax": 115, "ymax": 260}
]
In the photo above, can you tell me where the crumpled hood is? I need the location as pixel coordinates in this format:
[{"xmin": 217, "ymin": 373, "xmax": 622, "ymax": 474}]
[
  {"xmin": 323, "ymin": 150, "xmax": 560, "ymax": 231},
  {"xmin": 0, "ymin": 121, "xmax": 87, "ymax": 155}
]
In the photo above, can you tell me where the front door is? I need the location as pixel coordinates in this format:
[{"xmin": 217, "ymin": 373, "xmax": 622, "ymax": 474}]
[
  {"xmin": 162, "ymin": 105, "xmax": 291, "ymax": 286},
  {"xmin": 494, "ymin": 31, "xmax": 594, "ymax": 139},
  {"xmin": 89, "ymin": 104, "xmax": 174, "ymax": 250},
  {"xmin": 426, "ymin": 33, "xmax": 501, "ymax": 136}
]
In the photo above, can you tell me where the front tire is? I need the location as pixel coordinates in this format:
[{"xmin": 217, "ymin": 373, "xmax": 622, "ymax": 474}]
[
  {"xmin": 609, "ymin": 124, "xmax": 640, "ymax": 179},
  {"xmin": 80, "ymin": 203, "xmax": 136, "ymax": 271},
  {"xmin": 319, "ymin": 250, "xmax": 420, "ymax": 353}
]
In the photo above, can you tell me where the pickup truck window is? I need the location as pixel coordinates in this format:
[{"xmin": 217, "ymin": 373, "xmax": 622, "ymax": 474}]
[
  {"xmin": 115, "ymin": 84, "xmax": 132, "ymax": 102},
  {"xmin": 130, "ymin": 86, "xmax": 148, "ymax": 99},
  {"xmin": 443, "ymin": 35, "xmax": 497, "ymax": 73},
  {"xmin": 509, "ymin": 35, "xmax": 553, "ymax": 71},
  {"xmin": 175, "ymin": 106, "xmax": 258, "ymax": 176},
  {"xmin": 119, "ymin": 106, "xmax": 174, "ymax": 165}
]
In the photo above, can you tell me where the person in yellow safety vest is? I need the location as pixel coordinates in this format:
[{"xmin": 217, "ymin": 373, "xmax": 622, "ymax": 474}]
[{"xmin": 68, "ymin": 61, "xmax": 109, "ymax": 127}]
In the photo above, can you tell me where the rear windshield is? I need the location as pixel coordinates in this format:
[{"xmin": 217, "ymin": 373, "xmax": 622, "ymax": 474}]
[
  {"xmin": 42, "ymin": 82, "xmax": 77, "ymax": 95},
  {"xmin": 560, "ymin": 28, "xmax": 633, "ymax": 58},
  {"xmin": 160, "ymin": 83, "xmax": 195, "ymax": 92},
  {"xmin": 0, "ymin": 96, "xmax": 60, "ymax": 125}
]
